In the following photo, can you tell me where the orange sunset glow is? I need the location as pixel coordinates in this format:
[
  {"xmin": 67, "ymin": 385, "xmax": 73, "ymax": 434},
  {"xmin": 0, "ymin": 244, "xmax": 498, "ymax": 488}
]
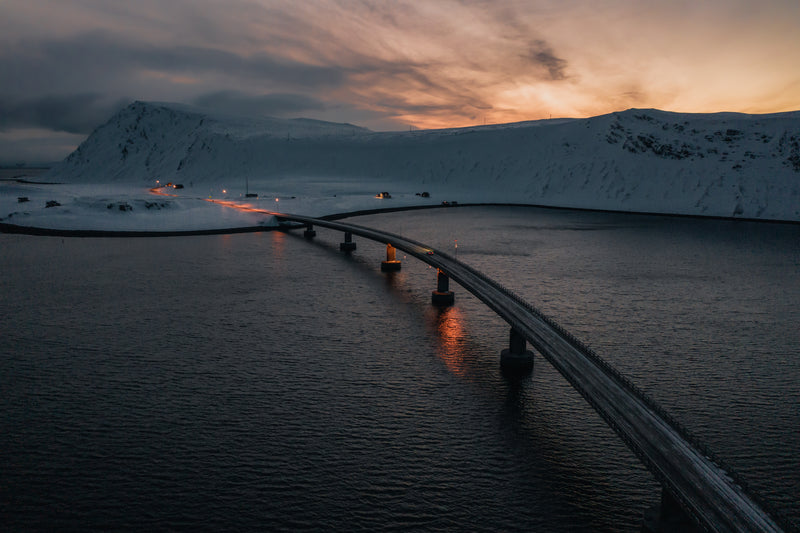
[{"xmin": 1, "ymin": 0, "xmax": 799, "ymax": 163}]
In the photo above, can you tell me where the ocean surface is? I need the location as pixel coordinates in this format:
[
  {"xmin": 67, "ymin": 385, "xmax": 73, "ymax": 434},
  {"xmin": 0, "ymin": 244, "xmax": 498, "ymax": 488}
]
[{"xmin": 2, "ymin": 206, "xmax": 798, "ymax": 531}]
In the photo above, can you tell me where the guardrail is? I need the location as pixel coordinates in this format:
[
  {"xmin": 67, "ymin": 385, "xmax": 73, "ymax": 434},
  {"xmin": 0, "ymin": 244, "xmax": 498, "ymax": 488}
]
[
  {"xmin": 437, "ymin": 247, "xmax": 791, "ymax": 531},
  {"xmin": 275, "ymin": 211, "xmax": 793, "ymax": 532}
]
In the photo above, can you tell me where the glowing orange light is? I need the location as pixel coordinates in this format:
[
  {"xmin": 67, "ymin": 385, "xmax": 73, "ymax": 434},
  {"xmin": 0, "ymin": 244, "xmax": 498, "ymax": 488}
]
[
  {"xmin": 435, "ymin": 307, "xmax": 468, "ymax": 377},
  {"xmin": 149, "ymin": 187, "xmax": 178, "ymax": 197},
  {"xmin": 151, "ymin": 186, "xmax": 283, "ymax": 220},
  {"xmin": 222, "ymin": 189, "xmax": 227, "ymax": 194}
]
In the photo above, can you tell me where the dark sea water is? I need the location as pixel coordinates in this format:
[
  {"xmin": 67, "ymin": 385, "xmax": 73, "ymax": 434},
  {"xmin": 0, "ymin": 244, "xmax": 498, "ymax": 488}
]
[{"xmin": 2, "ymin": 206, "xmax": 798, "ymax": 531}]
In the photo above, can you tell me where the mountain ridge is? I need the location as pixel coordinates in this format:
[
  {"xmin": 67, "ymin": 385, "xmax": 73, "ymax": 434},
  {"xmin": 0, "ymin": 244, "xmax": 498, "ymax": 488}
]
[{"xmin": 46, "ymin": 101, "xmax": 800, "ymax": 221}]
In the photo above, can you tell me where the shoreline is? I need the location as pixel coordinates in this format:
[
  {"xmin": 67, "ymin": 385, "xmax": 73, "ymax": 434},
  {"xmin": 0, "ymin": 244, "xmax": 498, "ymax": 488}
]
[
  {"xmin": 0, "ymin": 222, "xmax": 269, "ymax": 238},
  {"xmin": 2, "ymin": 202, "xmax": 799, "ymax": 238}
]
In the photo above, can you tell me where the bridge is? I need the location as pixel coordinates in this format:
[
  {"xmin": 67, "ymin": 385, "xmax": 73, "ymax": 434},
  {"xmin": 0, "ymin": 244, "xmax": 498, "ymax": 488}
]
[{"xmin": 273, "ymin": 211, "xmax": 784, "ymax": 533}]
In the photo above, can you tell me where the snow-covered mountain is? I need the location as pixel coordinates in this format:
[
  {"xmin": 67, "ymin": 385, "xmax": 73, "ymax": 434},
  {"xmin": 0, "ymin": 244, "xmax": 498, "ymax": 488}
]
[{"xmin": 47, "ymin": 101, "xmax": 800, "ymax": 221}]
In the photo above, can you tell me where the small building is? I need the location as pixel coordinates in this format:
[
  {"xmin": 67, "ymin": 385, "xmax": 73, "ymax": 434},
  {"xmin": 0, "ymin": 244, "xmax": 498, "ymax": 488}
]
[{"xmin": 376, "ymin": 191, "xmax": 392, "ymax": 199}]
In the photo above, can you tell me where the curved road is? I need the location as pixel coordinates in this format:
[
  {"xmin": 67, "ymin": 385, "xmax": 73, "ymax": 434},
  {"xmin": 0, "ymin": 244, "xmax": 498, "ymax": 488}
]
[{"xmin": 272, "ymin": 211, "xmax": 783, "ymax": 533}]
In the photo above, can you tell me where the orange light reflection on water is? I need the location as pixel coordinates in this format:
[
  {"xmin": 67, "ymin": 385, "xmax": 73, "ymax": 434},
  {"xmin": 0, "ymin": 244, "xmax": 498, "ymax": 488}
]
[
  {"xmin": 271, "ymin": 229, "xmax": 286, "ymax": 260},
  {"xmin": 434, "ymin": 306, "xmax": 469, "ymax": 377}
]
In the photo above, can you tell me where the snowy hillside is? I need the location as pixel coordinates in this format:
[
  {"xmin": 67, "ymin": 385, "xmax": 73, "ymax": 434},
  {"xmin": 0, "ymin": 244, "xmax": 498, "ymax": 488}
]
[{"xmin": 42, "ymin": 101, "xmax": 800, "ymax": 222}]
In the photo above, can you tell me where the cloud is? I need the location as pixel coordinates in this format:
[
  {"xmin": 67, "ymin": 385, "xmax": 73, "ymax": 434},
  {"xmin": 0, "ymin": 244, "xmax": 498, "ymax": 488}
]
[
  {"xmin": 1, "ymin": 0, "xmax": 798, "ymax": 163},
  {"xmin": 0, "ymin": 128, "xmax": 86, "ymax": 165},
  {"xmin": 0, "ymin": 30, "xmax": 347, "ymax": 96},
  {"xmin": 133, "ymin": 43, "xmax": 346, "ymax": 88},
  {"xmin": 526, "ymin": 40, "xmax": 568, "ymax": 81},
  {"xmin": 0, "ymin": 94, "xmax": 130, "ymax": 134},
  {"xmin": 191, "ymin": 91, "xmax": 326, "ymax": 117}
]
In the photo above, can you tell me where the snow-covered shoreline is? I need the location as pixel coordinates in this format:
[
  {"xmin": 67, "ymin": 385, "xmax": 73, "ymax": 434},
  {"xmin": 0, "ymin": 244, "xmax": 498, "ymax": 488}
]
[
  {"xmin": 0, "ymin": 178, "xmax": 447, "ymax": 233},
  {"xmin": 3, "ymin": 178, "xmax": 797, "ymax": 238},
  {"xmin": 2, "ymin": 101, "xmax": 799, "ymax": 232}
]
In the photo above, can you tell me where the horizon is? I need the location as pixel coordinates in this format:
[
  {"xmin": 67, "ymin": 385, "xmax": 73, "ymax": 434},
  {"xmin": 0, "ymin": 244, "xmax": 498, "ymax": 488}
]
[{"xmin": 2, "ymin": 0, "xmax": 799, "ymax": 164}]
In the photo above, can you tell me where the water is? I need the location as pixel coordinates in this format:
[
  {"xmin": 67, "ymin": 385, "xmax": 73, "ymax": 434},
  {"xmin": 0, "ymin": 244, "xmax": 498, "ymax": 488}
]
[
  {"xmin": 2, "ymin": 206, "xmax": 798, "ymax": 531},
  {"xmin": 0, "ymin": 168, "xmax": 49, "ymax": 181}
]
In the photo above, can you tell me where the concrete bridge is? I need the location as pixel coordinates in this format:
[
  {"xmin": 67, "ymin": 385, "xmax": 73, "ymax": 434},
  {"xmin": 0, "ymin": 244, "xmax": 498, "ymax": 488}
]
[{"xmin": 274, "ymin": 211, "xmax": 785, "ymax": 533}]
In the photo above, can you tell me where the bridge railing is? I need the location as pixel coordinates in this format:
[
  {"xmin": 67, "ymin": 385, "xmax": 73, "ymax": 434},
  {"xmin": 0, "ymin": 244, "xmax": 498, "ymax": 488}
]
[
  {"xmin": 432, "ymin": 248, "xmax": 793, "ymax": 531},
  {"xmin": 278, "ymin": 212, "xmax": 793, "ymax": 531}
]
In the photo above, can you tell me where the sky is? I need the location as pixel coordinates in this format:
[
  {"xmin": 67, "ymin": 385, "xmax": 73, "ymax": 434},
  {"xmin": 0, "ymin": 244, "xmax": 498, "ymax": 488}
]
[{"xmin": 1, "ymin": 0, "xmax": 799, "ymax": 164}]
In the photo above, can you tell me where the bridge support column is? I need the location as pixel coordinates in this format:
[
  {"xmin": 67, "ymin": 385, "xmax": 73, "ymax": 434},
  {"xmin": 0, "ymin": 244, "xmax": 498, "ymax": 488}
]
[
  {"xmin": 340, "ymin": 231, "xmax": 357, "ymax": 252},
  {"xmin": 431, "ymin": 269, "xmax": 455, "ymax": 306},
  {"xmin": 381, "ymin": 243, "xmax": 401, "ymax": 272},
  {"xmin": 303, "ymin": 224, "xmax": 316, "ymax": 239},
  {"xmin": 642, "ymin": 488, "xmax": 701, "ymax": 533},
  {"xmin": 500, "ymin": 327, "xmax": 534, "ymax": 372}
]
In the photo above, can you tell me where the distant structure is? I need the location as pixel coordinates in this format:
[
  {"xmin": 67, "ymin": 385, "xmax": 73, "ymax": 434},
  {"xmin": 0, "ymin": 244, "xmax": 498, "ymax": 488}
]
[{"xmin": 245, "ymin": 176, "xmax": 257, "ymax": 198}]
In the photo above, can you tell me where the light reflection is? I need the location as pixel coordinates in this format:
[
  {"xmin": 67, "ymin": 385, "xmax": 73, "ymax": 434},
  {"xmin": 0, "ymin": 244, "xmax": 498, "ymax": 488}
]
[
  {"xmin": 149, "ymin": 187, "xmax": 177, "ymax": 197},
  {"xmin": 381, "ymin": 269, "xmax": 407, "ymax": 289},
  {"xmin": 148, "ymin": 187, "xmax": 283, "ymax": 228},
  {"xmin": 434, "ymin": 306, "xmax": 468, "ymax": 377},
  {"xmin": 271, "ymin": 229, "xmax": 286, "ymax": 261},
  {"xmin": 204, "ymin": 198, "xmax": 273, "ymax": 214}
]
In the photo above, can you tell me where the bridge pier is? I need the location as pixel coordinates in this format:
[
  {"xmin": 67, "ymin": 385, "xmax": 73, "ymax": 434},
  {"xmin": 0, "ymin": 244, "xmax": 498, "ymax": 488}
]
[
  {"xmin": 340, "ymin": 231, "xmax": 357, "ymax": 252},
  {"xmin": 381, "ymin": 243, "xmax": 402, "ymax": 272},
  {"xmin": 642, "ymin": 488, "xmax": 701, "ymax": 533},
  {"xmin": 255, "ymin": 213, "xmax": 785, "ymax": 532},
  {"xmin": 500, "ymin": 327, "xmax": 534, "ymax": 371},
  {"xmin": 303, "ymin": 224, "xmax": 316, "ymax": 239},
  {"xmin": 431, "ymin": 269, "xmax": 455, "ymax": 306}
]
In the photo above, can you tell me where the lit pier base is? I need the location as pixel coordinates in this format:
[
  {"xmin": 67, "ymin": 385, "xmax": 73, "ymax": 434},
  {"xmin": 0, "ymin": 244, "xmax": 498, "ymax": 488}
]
[
  {"xmin": 381, "ymin": 243, "xmax": 402, "ymax": 272},
  {"xmin": 431, "ymin": 269, "xmax": 455, "ymax": 307},
  {"xmin": 340, "ymin": 231, "xmax": 357, "ymax": 252},
  {"xmin": 303, "ymin": 224, "xmax": 316, "ymax": 239},
  {"xmin": 500, "ymin": 328, "xmax": 534, "ymax": 372},
  {"xmin": 642, "ymin": 488, "xmax": 701, "ymax": 533}
]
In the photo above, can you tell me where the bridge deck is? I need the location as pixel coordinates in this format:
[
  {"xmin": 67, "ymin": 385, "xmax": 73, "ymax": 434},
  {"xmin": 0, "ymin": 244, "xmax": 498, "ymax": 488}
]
[{"xmin": 274, "ymin": 211, "xmax": 783, "ymax": 533}]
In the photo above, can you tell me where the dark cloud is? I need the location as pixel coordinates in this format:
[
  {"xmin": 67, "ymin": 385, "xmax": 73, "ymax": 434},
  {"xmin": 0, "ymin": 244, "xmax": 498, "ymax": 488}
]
[
  {"xmin": 0, "ymin": 130, "xmax": 84, "ymax": 165},
  {"xmin": 133, "ymin": 44, "xmax": 346, "ymax": 87},
  {"xmin": 192, "ymin": 91, "xmax": 326, "ymax": 117},
  {"xmin": 0, "ymin": 94, "xmax": 130, "ymax": 134},
  {"xmin": 526, "ymin": 40, "xmax": 568, "ymax": 81},
  {"xmin": 0, "ymin": 30, "xmax": 348, "ymax": 135},
  {"xmin": 0, "ymin": 31, "xmax": 347, "ymax": 95}
]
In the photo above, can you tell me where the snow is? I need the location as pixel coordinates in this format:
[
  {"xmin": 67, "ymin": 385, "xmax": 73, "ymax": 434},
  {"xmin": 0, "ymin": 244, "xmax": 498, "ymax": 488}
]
[{"xmin": 2, "ymin": 101, "xmax": 799, "ymax": 232}]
